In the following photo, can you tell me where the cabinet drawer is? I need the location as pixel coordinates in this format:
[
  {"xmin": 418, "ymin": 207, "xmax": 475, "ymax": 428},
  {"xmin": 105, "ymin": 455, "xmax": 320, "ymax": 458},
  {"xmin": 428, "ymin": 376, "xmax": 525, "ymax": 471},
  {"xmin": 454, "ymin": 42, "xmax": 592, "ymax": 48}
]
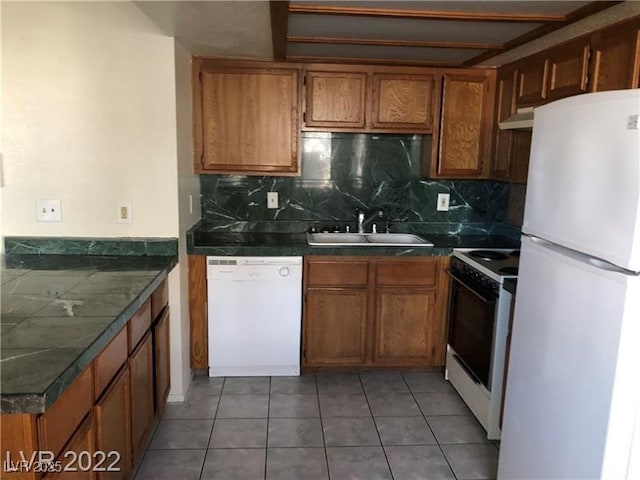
[
  {"xmin": 94, "ymin": 326, "xmax": 128, "ymax": 399},
  {"xmin": 128, "ymin": 300, "xmax": 151, "ymax": 353},
  {"xmin": 375, "ymin": 259, "xmax": 437, "ymax": 287},
  {"xmin": 306, "ymin": 260, "xmax": 369, "ymax": 287},
  {"xmin": 37, "ymin": 366, "xmax": 93, "ymax": 458},
  {"xmin": 151, "ymin": 279, "xmax": 168, "ymax": 319}
]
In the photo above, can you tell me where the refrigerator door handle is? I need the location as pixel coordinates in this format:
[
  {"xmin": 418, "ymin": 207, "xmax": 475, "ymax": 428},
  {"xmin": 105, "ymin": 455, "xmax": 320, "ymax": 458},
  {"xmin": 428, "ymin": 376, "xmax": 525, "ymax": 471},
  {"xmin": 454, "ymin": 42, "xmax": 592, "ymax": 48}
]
[{"xmin": 527, "ymin": 234, "xmax": 639, "ymax": 276}]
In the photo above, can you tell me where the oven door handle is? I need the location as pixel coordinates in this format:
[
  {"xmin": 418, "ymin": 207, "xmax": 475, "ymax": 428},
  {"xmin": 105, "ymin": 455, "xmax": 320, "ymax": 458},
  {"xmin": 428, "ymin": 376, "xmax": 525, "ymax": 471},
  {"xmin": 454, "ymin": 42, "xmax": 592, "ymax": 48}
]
[{"xmin": 447, "ymin": 270, "xmax": 497, "ymax": 304}]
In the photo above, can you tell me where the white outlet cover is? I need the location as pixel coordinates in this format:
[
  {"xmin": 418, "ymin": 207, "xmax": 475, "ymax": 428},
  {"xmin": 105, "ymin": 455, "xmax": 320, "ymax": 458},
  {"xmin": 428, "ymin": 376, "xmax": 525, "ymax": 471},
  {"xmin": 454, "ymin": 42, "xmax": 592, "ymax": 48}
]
[
  {"xmin": 116, "ymin": 203, "xmax": 132, "ymax": 224},
  {"xmin": 437, "ymin": 193, "xmax": 450, "ymax": 212},
  {"xmin": 36, "ymin": 199, "xmax": 62, "ymax": 222}
]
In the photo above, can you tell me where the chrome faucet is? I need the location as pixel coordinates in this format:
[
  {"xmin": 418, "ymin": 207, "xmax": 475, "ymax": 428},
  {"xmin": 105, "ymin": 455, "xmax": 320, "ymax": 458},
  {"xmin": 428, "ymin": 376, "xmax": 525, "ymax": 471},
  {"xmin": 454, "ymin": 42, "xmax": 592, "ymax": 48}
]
[{"xmin": 356, "ymin": 209, "xmax": 385, "ymax": 233}]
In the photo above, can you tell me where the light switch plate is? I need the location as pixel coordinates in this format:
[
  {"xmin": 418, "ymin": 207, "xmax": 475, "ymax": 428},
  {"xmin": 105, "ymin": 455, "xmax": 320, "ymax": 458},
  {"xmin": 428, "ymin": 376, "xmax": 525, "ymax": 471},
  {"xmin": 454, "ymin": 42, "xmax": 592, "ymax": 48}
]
[
  {"xmin": 116, "ymin": 203, "xmax": 132, "ymax": 224},
  {"xmin": 36, "ymin": 199, "xmax": 62, "ymax": 222},
  {"xmin": 437, "ymin": 193, "xmax": 450, "ymax": 212},
  {"xmin": 267, "ymin": 192, "xmax": 279, "ymax": 209}
]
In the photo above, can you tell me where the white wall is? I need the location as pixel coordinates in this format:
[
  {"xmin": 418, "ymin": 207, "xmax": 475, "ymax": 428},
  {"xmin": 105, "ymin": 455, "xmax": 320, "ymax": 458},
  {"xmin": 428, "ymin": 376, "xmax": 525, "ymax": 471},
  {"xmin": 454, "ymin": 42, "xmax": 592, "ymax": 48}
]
[
  {"xmin": 168, "ymin": 38, "xmax": 201, "ymax": 402},
  {"xmin": 2, "ymin": 2, "xmax": 179, "ymax": 237},
  {"xmin": 0, "ymin": 0, "xmax": 4, "ymax": 253},
  {"xmin": 2, "ymin": 2, "xmax": 197, "ymax": 399}
]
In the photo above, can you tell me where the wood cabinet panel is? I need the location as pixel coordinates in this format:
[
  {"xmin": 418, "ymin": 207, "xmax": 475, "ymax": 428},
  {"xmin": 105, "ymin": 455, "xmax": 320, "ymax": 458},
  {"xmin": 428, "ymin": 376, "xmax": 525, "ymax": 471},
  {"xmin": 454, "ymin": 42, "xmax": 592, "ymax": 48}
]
[
  {"xmin": 511, "ymin": 130, "xmax": 532, "ymax": 185},
  {"xmin": 304, "ymin": 71, "xmax": 367, "ymax": 128},
  {"xmin": 516, "ymin": 57, "xmax": 548, "ymax": 107},
  {"xmin": 38, "ymin": 366, "xmax": 93, "ymax": 459},
  {"xmin": 95, "ymin": 367, "xmax": 131, "ymax": 480},
  {"xmin": 0, "ymin": 414, "xmax": 38, "ymax": 480},
  {"xmin": 436, "ymin": 73, "xmax": 493, "ymax": 177},
  {"xmin": 492, "ymin": 69, "xmax": 516, "ymax": 181},
  {"xmin": 129, "ymin": 333, "xmax": 154, "ymax": 461},
  {"xmin": 375, "ymin": 259, "xmax": 437, "ymax": 287},
  {"xmin": 151, "ymin": 279, "xmax": 168, "ymax": 319},
  {"xmin": 188, "ymin": 255, "xmax": 208, "ymax": 370},
  {"xmin": 306, "ymin": 259, "xmax": 369, "ymax": 287},
  {"xmin": 591, "ymin": 29, "xmax": 640, "ymax": 92},
  {"xmin": 547, "ymin": 39, "xmax": 590, "ymax": 100},
  {"xmin": 304, "ymin": 289, "xmax": 369, "ymax": 366},
  {"xmin": 154, "ymin": 308, "xmax": 171, "ymax": 419},
  {"xmin": 45, "ymin": 415, "xmax": 96, "ymax": 480},
  {"xmin": 371, "ymin": 74, "xmax": 434, "ymax": 131},
  {"xmin": 374, "ymin": 289, "xmax": 437, "ymax": 365},
  {"xmin": 128, "ymin": 300, "xmax": 151, "ymax": 354},
  {"xmin": 197, "ymin": 62, "xmax": 299, "ymax": 175},
  {"xmin": 94, "ymin": 326, "xmax": 127, "ymax": 400}
]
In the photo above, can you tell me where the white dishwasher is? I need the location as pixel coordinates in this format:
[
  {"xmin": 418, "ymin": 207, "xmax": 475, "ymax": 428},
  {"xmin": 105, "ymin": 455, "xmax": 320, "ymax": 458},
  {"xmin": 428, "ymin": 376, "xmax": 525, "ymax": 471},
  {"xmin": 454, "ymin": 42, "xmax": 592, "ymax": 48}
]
[{"xmin": 207, "ymin": 256, "xmax": 302, "ymax": 377}]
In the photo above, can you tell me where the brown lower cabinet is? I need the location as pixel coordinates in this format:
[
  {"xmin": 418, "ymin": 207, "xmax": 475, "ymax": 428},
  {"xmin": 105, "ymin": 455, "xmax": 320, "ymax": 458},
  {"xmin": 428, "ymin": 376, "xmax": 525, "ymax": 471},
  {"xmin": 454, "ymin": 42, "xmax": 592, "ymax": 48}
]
[
  {"xmin": 0, "ymin": 280, "xmax": 169, "ymax": 480},
  {"xmin": 44, "ymin": 414, "xmax": 96, "ymax": 480},
  {"xmin": 303, "ymin": 256, "xmax": 450, "ymax": 370},
  {"xmin": 129, "ymin": 333, "xmax": 154, "ymax": 461},
  {"xmin": 95, "ymin": 367, "xmax": 131, "ymax": 480}
]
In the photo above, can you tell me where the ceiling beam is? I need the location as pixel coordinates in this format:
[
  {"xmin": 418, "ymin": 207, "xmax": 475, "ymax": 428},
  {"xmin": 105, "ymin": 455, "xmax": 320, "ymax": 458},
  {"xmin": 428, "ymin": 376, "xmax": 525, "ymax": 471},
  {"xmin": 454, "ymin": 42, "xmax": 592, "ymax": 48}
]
[
  {"xmin": 286, "ymin": 55, "xmax": 464, "ymax": 68},
  {"xmin": 464, "ymin": 1, "xmax": 624, "ymax": 66},
  {"xmin": 287, "ymin": 35, "xmax": 503, "ymax": 51},
  {"xmin": 288, "ymin": 4, "xmax": 565, "ymax": 23},
  {"xmin": 270, "ymin": 1, "xmax": 290, "ymax": 60}
]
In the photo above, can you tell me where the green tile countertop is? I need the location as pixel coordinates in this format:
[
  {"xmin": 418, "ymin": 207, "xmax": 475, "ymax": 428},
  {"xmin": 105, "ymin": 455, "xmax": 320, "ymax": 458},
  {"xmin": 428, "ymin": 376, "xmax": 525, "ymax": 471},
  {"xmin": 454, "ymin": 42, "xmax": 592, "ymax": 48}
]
[
  {"xmin": 188, "ymin": 231, "xmax": 520, "ymax": 257},
  {"xmin": 0, "ymin": 254, "xmax": 177, "ymax": 414}
]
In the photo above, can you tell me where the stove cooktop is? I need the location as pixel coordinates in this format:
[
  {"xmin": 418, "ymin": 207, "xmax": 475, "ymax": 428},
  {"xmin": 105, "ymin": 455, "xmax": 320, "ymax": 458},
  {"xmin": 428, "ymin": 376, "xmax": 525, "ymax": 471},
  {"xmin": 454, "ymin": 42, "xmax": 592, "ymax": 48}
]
[{"xmin": 453, "ymin": 248, "xmax": 520, "ymax": 282}]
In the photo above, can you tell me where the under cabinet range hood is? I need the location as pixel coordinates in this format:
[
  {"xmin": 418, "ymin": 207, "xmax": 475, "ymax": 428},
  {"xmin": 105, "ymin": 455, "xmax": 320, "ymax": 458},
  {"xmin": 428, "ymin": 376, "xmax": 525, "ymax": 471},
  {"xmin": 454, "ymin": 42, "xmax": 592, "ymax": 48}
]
[{"xmin": 499, "ymin": 107, "xmax": 534, "ymax": 130}]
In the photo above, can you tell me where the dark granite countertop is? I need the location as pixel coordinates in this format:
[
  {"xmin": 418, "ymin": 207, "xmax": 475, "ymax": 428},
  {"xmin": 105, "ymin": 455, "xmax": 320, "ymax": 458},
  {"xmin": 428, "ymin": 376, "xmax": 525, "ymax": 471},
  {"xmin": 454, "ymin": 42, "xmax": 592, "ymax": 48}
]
[
  {"xmin": 188, "ymin": 230, "xmax": 520, "ymax": 256},
  {"xmin": 1, "ymin": 254, "xmax": 177, "ymax": 414}
]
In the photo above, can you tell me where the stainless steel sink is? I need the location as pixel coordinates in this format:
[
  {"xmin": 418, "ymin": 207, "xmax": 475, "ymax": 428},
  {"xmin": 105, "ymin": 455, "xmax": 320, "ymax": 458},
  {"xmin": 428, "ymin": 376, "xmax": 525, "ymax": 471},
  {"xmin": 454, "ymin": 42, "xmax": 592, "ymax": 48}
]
[{"xmin": 306, "ymin": 232, "xmax": 433, "ymax": 247}]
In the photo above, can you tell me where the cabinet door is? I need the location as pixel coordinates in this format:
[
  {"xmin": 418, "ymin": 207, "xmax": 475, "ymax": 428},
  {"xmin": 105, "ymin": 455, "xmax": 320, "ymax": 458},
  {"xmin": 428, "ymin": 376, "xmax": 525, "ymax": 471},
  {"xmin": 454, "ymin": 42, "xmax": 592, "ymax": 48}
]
[
  {"xmin": 546, "ymin": 39, "xmax": 590, "ymax": 100},
  {"xmin": 45, "ymin": 415, "xmax": 96, "ymax": 480},
  {"xmin": 304, "ymin": 71, "xmax": 367, "ymax": 129},
  {"xmin": 95, "ymin": 367, "xmax": 131, "ymax": 480},
  {"xmin": 373, "ymin": 289, "xmax": 437, "ymax": 366},
  {"xmin": 516, "ymin": 57, "xmax": 548, "ymax": 107},
  {"xmin": 129, "ymin": 333, "xmax": 154, "ymax": 461},
  {"xmin": 371, "ymin": 73, "xmax": 434, "ymax": 132},
  {"xmin": 492, "ymin": 69, "xmax": 516, "ymax": 181},
  {"xmin": 510, "ymin": 130, "xmax": 532, "ymax": 185},
  {"xmin": 303, "ymin": 289, "xmax": 368, "ymax": 366},
  {"xmin": 198, "ymin": 64, "xmax": 299, "ymax": 175},
  {"xmin": 590, "ymin": 29, "xmax": 640, "ymax": 92},
  {"xmin": 154, "ymin": 308, "xmax": 171, "ymax": 419},
  {"xmin": 436, "ymin": 73, "xmax": 493, "ymax": 177}
]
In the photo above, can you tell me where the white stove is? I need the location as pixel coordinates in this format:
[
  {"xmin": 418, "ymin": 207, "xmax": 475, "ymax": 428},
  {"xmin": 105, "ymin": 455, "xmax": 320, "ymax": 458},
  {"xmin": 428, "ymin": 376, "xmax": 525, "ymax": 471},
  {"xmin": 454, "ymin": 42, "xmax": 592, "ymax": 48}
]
[{"xmin": 446, "ymin": 247, "xmax": 520, "ymax": 439}]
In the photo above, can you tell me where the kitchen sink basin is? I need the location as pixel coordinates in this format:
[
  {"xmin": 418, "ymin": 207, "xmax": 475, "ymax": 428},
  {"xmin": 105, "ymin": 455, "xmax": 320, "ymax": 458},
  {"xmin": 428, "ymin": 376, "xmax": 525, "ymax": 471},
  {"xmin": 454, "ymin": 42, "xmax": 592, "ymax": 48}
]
[
  {"xmin": 306, "ymin": 233, "xmax": 367, "ymax": 244},
  {"xmin": 306, "ymin": 232, "xmax": 433, "ymax": 247}
]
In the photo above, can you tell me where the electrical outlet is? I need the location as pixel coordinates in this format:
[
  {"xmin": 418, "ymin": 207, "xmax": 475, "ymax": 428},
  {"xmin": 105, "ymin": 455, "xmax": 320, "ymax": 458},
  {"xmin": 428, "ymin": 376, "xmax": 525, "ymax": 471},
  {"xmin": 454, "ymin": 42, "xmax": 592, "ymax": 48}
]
[
  {"xmin": 437, "ymin": 193, "xmax": 450, "ymax": 212},
  {"xmin": 36, "ymin": 199, "xmax": 62, "ymax": 222},
  {"xmin": 267, "ymin": 192, "xmax": 279, "ymax": 209},
  {"xmin": 116, "ymin": 203, "xmax": 132, "ymax": 224}
]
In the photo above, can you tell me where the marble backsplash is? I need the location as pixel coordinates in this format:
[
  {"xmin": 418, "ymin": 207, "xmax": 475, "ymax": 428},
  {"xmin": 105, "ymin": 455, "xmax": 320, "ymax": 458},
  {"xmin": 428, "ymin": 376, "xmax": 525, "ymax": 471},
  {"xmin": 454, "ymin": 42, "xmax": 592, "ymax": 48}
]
[{"xmin": 200, "ymin": 132, "xmax": 511, "ymax": 234}]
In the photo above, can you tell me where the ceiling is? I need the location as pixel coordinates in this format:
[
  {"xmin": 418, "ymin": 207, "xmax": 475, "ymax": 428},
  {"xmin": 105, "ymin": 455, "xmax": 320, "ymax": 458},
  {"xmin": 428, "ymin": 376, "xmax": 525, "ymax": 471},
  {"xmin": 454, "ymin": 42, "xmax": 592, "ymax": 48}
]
[{"xmin": 136, "ymin": 1, "xmax": 621, "ymax": 66}]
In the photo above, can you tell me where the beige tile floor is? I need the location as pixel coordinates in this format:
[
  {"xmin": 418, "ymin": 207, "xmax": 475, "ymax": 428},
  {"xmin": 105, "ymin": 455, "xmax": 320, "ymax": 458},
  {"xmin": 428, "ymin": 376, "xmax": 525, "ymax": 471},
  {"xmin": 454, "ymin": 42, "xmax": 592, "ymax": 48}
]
[{"xmin": 134, "ymin": 372, "xmax": 498, "ymax": 480}]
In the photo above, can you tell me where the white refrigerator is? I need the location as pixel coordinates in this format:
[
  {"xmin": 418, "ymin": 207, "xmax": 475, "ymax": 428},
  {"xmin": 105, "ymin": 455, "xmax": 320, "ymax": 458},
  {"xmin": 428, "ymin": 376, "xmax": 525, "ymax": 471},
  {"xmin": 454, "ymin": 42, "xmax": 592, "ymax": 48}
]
[{"xmin": 498, "ymin": 90, "xmax": 640, "ymax": 479}]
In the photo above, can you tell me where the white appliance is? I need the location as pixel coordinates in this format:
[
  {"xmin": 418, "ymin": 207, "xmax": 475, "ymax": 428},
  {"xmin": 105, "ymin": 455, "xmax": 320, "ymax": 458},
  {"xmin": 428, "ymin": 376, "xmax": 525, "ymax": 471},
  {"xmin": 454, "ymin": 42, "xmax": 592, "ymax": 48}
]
[
  {"xmin": 207, "ymin": 256, "xmax": 302, "ymax": 377},
  {"xmin": 498, "ymin": 90, "xmax": 640, "ymax": 479},
  {"xmin": 446, "ymin": 249, "xmax": 519, "ymax": 440}
]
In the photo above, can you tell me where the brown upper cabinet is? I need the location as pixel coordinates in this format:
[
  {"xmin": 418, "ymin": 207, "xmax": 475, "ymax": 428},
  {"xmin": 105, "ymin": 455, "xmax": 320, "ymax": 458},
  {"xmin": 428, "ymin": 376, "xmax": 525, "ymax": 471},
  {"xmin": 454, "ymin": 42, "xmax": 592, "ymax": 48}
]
[
  {"xmin": 492, "ymin": 68, "xmax": 517, "ymax": 181},
  {"xmin": 547, "ymin": 38, "xmax": 590, "ymax": 101},
  {"xmin": 429, "ymin": 70, "xmax": 496, "ymax": 179},
  {"xmin": 304, "ymin": 70, "xmax": 367, "ymax": 129},
  {"xmin": 515, "ymin": 55, "xmax": 549, "ymax": 108},
  {"xmin": 193, "ymin": 59, "xmax": 300, "ymax": 175},
  {"xmin": 590, "ymin": 27, "xmax": 640, "ymax": 92},
  {"xmin": 302, "ymin": 64, "xmax": 436, "ymax": 133}
]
